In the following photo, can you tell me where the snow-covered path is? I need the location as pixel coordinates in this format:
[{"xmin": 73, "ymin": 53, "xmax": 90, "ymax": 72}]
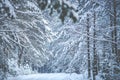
[{"xmin": 8, "ymin": 73, "xmax": 87, "ymax": 80}]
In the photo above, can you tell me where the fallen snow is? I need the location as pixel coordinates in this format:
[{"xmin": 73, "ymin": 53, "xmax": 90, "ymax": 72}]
[{"xmin": 8, "ymin": 73, "xmax": 88, "ymax": 80}]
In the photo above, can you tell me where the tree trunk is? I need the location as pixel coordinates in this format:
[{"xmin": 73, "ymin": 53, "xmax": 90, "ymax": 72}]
[
  {"xmin": 92, "ymin": 12, "xmax": 98, "ymax": 80},
  {"xmin": 87, "ymin": 14, "xmax": 91, "ymax": 79},
  {"xmin": 18, "ymin": 46, "xmax": 24, "ymax": 67},
  {"xmin": 113, "ymin": 0, "xmax": 119, "ymax": 63}
]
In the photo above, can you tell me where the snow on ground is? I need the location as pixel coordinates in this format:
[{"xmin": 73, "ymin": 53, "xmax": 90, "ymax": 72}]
[{"xmin": 8, "ymin": 73, "xmax": 88, "ymax": 80}]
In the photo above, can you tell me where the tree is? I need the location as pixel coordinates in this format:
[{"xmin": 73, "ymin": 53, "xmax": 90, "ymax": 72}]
[
  {"xmin": 37, "ymin": 0, "xmax": 78, "ymax": 22},
  {"xmin": 86, "ymin": 14, "xmax": 91, "ymax": 79},
  {"xmin": 92, "ymin": 11, "xmax": 98, "ymax": 80},
  {"xmin": 0, "ymin": 0, "xmax": 53, "ymax": 79}
]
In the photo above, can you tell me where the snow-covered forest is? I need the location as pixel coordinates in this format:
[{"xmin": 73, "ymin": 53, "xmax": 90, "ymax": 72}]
[{"xmin": 0, "ymin": 0, "xmax": 120, "ymax": 80}]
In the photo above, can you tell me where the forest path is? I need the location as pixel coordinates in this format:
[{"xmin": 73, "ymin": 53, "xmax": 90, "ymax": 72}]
[{"xmin": 8, "ymin": 73, "xmax": 86, "ymax": 80}]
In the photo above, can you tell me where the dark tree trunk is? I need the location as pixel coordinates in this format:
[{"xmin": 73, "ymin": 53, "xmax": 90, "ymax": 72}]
[
  {"xmin": 113, "ymin": 0, "xmax": 119, "ymax": 63},
  {"xmin": 92, "ymin": 12, "xmax": 98, "ymax": 80},
  {"xmin": 87, "ymin": 14, "xmax": 91, "ymax": 79}
]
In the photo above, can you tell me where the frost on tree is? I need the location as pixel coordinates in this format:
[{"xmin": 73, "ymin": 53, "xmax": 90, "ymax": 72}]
[
  {"xmin": 0, "ymin": 0, "xmax": 52, "ymax": 79},
  {"xmin": 0, "ymin": 0, "xmax": 120, "ymax": 80}
]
